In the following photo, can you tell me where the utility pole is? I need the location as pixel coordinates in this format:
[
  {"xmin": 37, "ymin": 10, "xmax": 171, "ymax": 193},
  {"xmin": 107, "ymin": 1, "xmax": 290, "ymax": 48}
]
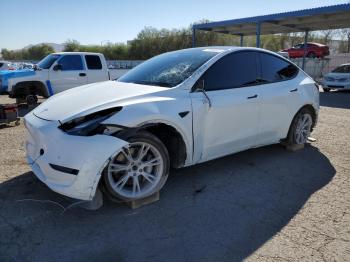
[{"xmin": 348, "ymin": 33, "xmax": 350, "ymax": 53}]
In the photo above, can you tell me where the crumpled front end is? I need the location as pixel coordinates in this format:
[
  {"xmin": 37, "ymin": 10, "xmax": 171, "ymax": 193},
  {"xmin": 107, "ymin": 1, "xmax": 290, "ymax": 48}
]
[{"xmin": 24, "ymin": 112, "xmax": 128, "ymax": 200}]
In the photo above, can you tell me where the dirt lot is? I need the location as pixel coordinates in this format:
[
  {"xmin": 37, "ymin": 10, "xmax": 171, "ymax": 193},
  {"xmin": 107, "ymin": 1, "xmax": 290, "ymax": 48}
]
[{"xmin": 0, "ymin": 91, "xmax": 349, "ymax": 262}]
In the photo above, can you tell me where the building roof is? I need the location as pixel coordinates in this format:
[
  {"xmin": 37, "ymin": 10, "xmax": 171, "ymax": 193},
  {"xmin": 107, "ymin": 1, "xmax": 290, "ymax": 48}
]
[{"xmin": 193, "ymin": 4, "xmax": 350, "ymax": 35}]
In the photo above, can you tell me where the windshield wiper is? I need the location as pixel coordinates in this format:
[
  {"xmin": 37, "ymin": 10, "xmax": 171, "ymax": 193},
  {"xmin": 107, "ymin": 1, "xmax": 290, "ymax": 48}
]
[{"xmin": 132, "ymin": 80, "xmax": 172, "ymax": 88}]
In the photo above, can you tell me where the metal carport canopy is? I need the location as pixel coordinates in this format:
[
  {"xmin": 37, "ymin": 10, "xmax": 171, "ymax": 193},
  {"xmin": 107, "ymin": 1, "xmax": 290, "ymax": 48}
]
[{"xmin": 192, "ymin": 4, "xmax": 350, "ymax": 47}]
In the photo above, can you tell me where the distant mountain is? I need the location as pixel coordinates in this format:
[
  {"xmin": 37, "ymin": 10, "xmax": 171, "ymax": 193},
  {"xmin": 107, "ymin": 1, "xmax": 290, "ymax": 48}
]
[{"xmin": 22, "ymin": 43, "xmax": 64, "ymax": 52}]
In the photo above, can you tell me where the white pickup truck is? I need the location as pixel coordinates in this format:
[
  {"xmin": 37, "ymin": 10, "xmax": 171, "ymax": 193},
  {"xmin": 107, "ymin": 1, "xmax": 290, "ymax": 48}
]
[{"xmin": 2, "ymin": 52, "xmax": 123, "ymax": 104}]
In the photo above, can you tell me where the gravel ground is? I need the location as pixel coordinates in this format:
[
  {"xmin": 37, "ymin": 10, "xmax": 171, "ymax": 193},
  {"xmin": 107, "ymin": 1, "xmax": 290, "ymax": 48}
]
[{"xmin": 0, "ymin": 91, "xmax": 349, "ymax": 262}]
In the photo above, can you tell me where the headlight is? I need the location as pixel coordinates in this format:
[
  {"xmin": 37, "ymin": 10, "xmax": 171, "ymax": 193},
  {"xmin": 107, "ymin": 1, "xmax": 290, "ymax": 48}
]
[{"xmin": 59, "ymin": 107, "xmax": 122, "ymax": 136}]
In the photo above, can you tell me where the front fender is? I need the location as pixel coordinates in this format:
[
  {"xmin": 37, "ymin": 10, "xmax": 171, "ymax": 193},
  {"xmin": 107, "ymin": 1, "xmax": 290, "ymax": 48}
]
[{"xmin": 103, "ymin": 98, "xmax": 193, "ymax": 166}]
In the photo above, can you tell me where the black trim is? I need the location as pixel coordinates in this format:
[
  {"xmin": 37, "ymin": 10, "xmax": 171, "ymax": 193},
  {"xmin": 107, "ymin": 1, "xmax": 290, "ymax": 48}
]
[
  {"xmin": 179, "ymin": 111, "xmax": 190, "ymax": 118},
  {"xmin": 49, "ymin": 164, "xmax": 79, "ymax": 175}
]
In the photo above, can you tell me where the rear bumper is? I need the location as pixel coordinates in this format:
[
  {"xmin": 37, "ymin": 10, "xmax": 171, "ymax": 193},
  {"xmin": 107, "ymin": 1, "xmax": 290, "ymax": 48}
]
[{"xmin": 24, "ymin": 112, "xmax": 128, "ymax": 200}]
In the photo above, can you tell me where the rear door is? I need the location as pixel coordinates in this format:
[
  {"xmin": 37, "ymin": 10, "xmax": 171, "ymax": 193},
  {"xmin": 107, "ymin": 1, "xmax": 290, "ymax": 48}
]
[
  {"xmin": 255, "ymin": 52, "xmax": 300, "ymax": 145},
  {"xmin": 49, "ymin": 55, "xmax": 88, "ymax": 93},
  {"xmin": 84, "ymin": 55, "xmax": 109, "ymax": 83},
  {"xmin": 191, "ymin": 51, "xmax": 262, "ymax": 163}
]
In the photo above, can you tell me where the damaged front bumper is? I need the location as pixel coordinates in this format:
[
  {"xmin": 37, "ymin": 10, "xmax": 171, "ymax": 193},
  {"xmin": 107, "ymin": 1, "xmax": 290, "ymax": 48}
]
[{"xmin": 24, "ymin": 112, "xmax": 128, "ymax": 201}]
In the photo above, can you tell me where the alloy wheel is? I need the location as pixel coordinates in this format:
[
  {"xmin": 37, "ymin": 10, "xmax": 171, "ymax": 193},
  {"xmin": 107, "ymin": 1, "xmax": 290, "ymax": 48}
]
[{"xmin": 107, "ymin": 142, "xmax": 164, "ymax": 199}]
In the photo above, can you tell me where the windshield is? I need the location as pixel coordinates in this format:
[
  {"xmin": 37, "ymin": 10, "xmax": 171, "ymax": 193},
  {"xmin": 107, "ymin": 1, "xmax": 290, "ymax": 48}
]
[
  {"xmin": 37, "ymin": 54, "xmax": 61, "ymax": 69},
  {"xmin": 332, "ymin": 65, "xmax": 350, "ymax": 73},
  {"xmin": 117, "ymin": 49, "xmax": 219, "ymax": 88}
]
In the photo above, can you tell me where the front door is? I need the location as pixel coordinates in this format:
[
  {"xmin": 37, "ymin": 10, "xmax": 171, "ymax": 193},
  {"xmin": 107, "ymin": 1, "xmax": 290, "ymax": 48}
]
[
  {"xmin": 49, "ymin": 55, "xmax": 88, "ymax": 94},
  {"xmin": 190, "ymin": 51, "xmax": 262, "ymax": 163}
]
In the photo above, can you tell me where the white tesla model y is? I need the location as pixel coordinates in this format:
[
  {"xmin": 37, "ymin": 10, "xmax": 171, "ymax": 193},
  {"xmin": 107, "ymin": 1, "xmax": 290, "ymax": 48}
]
[{"xmin": 24, "ymin": 47, "xmax": 319, "ymax": 202}]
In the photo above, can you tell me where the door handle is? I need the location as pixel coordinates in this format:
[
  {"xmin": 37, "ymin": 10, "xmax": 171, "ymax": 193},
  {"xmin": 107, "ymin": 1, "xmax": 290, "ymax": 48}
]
[
  {"xmin": 247, "ymin": 94, "xmax": 258, "ymax": 99},
  {"xmin": 290, "ymin": 88, "xmax": 298, "ymax": 92},
  {"xmin": 79, "ymin": 73, "xmax": 86, "ymax": 77}
]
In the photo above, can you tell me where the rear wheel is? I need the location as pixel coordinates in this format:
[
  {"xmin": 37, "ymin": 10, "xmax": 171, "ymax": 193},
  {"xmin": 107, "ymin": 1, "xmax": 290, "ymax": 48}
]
[
  {"xmin": 103, "ymin": 131, "xmax": 170, "ymax": 201},
  {"xmin": 286, "ymin": 108, "xmax": 314, "ymax": 146}
]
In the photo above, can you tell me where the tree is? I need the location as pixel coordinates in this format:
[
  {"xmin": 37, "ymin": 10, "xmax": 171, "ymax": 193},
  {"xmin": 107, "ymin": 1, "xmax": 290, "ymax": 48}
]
[{"xmin": 63, "ymin": 39, "xmax": 81, "ymax": 52}]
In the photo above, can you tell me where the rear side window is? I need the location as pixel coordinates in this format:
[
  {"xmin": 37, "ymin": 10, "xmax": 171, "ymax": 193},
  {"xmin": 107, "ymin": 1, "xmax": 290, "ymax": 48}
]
[
  {"xmin": 202, "ymin": 51, "xmax": 258, "ymax": 91},
  {"xmin": 85, "ymin": 55, "xmax": 102, "ymax": 70},
  {"xmin": 259, "ymin": 53, "xmax": 298, "ymax": 82},
  {"xmin": 58, "ymin": 55, "xmax": 84, "ymax": 71}
]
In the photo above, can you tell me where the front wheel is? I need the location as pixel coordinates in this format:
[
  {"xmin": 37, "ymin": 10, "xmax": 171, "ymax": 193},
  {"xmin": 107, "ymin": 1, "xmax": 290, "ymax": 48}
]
[
  {"xmin": 323, "ymin": 88, "xmax": 330, "ymax": 92},
  {"xmin": 307, "ymin": 52, "xmax": 316, "ymax": 58},
  {"xmin": 103, "ymin": 131, "xmax": 170, "ymax": 201},
  {"xmin": 286, "ymin": 108, "xmax": 314, "ymax": 146}
]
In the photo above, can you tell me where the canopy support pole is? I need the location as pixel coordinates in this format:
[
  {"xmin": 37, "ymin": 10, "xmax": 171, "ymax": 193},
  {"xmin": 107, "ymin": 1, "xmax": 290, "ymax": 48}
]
[
  {"xmin": 302, "ymin": 30, "xmax": 309, "ymax": 70},
  {"xmin": 256, "ymin": 23, "xmax": 261, "ymax": 47},
  {"xmin": 192, "ymin": 28, "xmax": 196, "ymax": 48}
]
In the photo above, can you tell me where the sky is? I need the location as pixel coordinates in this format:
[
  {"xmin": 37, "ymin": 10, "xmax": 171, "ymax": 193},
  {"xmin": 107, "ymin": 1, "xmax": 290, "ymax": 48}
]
[{"xmin": 0, "ymin": 0, "xmax": 348, "ymax": 50}]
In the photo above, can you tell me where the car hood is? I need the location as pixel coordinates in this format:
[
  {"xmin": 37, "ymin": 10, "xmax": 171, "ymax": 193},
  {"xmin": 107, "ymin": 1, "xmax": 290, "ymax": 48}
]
[{"xmin": 32, "ymin": 81, "xmax": 169, "ymax": 122}]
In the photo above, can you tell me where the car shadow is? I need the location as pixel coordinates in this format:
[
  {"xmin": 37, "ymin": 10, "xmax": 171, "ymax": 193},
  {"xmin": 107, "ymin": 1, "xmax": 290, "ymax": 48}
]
[
  {"xmin": 320, "ymin": 90, "xmax": 350, "ymax": 109},
  {"xmin": 0, "ymin": 144, "xmax": 335, "ymax": 261}
]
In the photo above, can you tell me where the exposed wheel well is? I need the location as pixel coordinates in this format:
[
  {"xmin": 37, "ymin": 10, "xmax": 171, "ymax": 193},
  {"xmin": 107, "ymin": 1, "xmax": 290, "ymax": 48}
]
[
  {"xmin": 12, "ymin": 81, "xmax": 49, "ymax": 98},
  {"xmin": 140, "ymin": 123, "xmax": 187, "ymax": 169}
]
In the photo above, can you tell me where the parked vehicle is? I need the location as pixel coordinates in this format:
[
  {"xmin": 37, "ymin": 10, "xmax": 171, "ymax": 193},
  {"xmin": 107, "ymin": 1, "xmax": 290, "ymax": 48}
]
[
  {"xmin": 0, "ymin": 61, "xmax": 10, "ymax": 71},
  {"xmin": 0, "ymin": 52, "xmax": 121, "ymax": 103},
  {"xmin": 322, "ymin": 63, "xmax": 350, "ymax": 92},
  {"xmin": 24, "ymin": 47, "xmax": 319, "ymax": 202},
  {"xmin": 281, "ymin": 42, "xmax": 330, "ymax": 58},
  {"xmin": 277, "ymin": 51, "xmax": 290, "ymax": 59}
]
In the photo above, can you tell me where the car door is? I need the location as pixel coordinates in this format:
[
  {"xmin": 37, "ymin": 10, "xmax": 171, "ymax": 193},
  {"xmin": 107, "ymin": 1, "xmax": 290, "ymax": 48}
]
[
  {"xmin": 190, "ymin": 51, "xmax": 262, "ymax": 163},
  {"xmin": 290, "ymin": 44, "xmax": 303, "ymax": 58},
  {"xmin": 255, "ymin": 52, "xmax": 300, "ymax": 146},
  {"xmin": 84, "ymin": 55, "xmax": 109, "ymax": 83},
  {"xmin": 49, "ymin": 55, "xmax": 88, "ymax": 94}
]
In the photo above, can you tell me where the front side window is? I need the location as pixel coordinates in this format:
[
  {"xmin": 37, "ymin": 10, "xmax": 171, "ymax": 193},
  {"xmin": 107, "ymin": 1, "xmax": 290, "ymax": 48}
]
[
  {"xmin": 37, "ymin": 54, "xmax": 61, "ymax": 69},
  {"xmin": 332, "ymin": 65, "xmax": 350, "ymax": 73},
  {"xmin": 85, "ymin": 55, "xmax": 102, "ymax": 70},
  {"xmin": 58, "ymin": 55, "xmax": 84, "ymax": 71},
  {"xmin": 118, "ymin": 49, "xmax": 218, "ymax": 88},
  {"xmin": 201, "ymin": 51, "xmax": 258, "ymax": 91},
  {"xmin": 259, "ymin": 53, "xmax": 298, "ymax": 82}
]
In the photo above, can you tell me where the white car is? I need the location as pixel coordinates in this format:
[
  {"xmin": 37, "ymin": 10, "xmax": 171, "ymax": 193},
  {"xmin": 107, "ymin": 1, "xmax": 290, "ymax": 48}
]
[
  {"xmin": 0, "ymin": 61, "xmax": 10, "ymax": 71},
  {"xmin": 24, "ymin": 47, "xmax": 319, "ymax": 202},
  {"xmin": 322, "ymin": 63, "xmax": 350, "ymax": 92}
]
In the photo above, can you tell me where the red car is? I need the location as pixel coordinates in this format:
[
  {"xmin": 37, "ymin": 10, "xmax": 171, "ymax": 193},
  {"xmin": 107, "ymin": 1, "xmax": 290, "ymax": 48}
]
[{"xmin": 281, "ymin": 42, "xmax": 330, "ymax": 58}]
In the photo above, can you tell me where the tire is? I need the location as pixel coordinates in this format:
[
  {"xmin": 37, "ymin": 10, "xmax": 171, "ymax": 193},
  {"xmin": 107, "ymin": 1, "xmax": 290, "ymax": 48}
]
[
  {"xmin": 102, "ymin": 131, "xmax": 170, "ymax": 201},
  {"xmin": 286, "ymin": 108, "xmax": 314, "ymax": 146},
  {"xmin": 26, "ymin": 95, "xmax": 38, "ymax": 105},
  {"xmin": 323, "ymin": 88, "xmax": 330, "ymax": 92}
]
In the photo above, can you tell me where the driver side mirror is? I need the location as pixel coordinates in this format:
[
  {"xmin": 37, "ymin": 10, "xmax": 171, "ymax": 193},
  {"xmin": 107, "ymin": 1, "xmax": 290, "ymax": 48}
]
[{"xmin": 53, "ymin": 64, "xmax": 63, "ymax": 71}]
